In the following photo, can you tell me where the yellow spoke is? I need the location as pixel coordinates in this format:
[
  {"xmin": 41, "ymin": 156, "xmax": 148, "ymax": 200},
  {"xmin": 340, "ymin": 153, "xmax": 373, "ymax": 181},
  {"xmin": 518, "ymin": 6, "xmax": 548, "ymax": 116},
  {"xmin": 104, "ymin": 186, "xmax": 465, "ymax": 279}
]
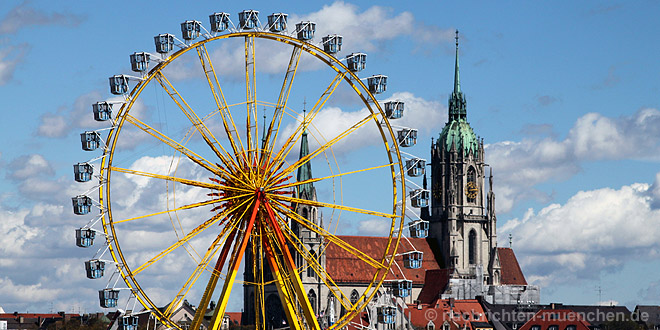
[
  {"xmin": 267, "ymin": 162, "xmax": 397, "ymax": 191},
  {"xmin": 244, "ymin": 35, "xmax": 258, "ymax": 162},
  {"xmin": 113, "ymin": 192, "xmax": 251, "ymax": 225},
  {"xmin": 123, "ymin": 113, "xmax": 225, "ymax": 177},
  {"xmin": 266, "ymin": 71, "xmax": 346, "ymax": 177},
  {"xmin": 131, "ymin": 197, "xmax": 252, "ymax": 276},
  {"xmin": 195, "ymin": 44, "xmax": 247, "ymax": 163},
  {"xmin": 273, "ymin": 194, "xmax": 398, "ymax": 219},
  {"xmin": 269, "ymin": 200, "xmax": 388, "ymax": 270},
  {"xmin": 155, "ymin": 73, "xmax": 239, "ymax": 173},
  {"xmin": 109, "ymin": 166, "xmax": 252, "ymax": 194}
]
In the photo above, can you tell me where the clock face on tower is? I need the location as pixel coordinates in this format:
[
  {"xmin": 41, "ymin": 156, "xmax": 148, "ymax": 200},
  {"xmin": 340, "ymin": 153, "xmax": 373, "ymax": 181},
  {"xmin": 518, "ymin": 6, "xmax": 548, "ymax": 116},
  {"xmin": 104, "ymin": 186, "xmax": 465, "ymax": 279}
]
[
  {"xmin": 433, "ymin": 187, "xmax": 442, "ymax": 200},
  {"xmin": 465, "ymin": 181, "xmax": 478, "ymax": 199}
]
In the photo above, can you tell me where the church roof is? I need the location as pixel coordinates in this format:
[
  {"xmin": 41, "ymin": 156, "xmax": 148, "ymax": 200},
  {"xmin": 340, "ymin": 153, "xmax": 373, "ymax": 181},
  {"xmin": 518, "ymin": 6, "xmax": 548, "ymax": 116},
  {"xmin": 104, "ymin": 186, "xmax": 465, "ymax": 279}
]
[
  {"xmin": 416, "ymin": 269, "xmax": 451, "ymax": 305},
  {"xmin": 497, "ymin": 247, "xmax": 527, "ymax": 285},
  {"xmin": 325, "ymin": 236, "xmax": 441, "ymax": 284},
  {"xmin": 519, "ymin": 309, "xmax": 591, "ymax": 330}
]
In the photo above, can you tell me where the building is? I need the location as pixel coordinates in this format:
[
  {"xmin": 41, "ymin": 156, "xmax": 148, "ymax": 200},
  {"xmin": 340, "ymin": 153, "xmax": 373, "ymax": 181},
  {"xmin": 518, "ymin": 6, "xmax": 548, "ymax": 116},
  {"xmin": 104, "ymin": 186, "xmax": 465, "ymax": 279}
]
[
  {"xmin": 243, "ymin": 31, "xmax": 539, "ymax": 328},
  {"xmin": 518, "ymin": 309, "xmax": 591, "ymax": 330}
]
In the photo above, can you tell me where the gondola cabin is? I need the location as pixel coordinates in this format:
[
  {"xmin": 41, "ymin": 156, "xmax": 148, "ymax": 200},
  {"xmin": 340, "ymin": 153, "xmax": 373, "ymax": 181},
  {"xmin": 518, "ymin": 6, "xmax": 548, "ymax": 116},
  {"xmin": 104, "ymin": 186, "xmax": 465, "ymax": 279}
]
[
  {"xmin": 75, "ymin": 228, "xmax": 96, "ymax": 247},
  {"xmin": 409, "ymin": 220, "xmax": 429, "ymax": 238},
  {"xmin": 209, "ymin": 13, "xmax": 230, "ymax": 32},
  {"xmin": 180, "ymin": 20, "xmax": 201, "ymax": 40},
  {"xmin": 403, "ymin": 251, "xmax": 423, "ymax": 269},
  {"xmin": 119, "ymin": 316, "xmax": 139, "ymax": 330},
  {"xmin": 85, "ymin": 260, "xmax": 105, "ymax": 279},
  {"xmin": 92, "ymin": 102, "xmax": 112, "ymax": 121},
  {"xmin": 72, "ymin": 195, "xmax": 92, "ymax": 215},
  {"xmin": 80, "ymin": 131, "xmax": 100, "ymax": 151},
  {"xmin": 406, "ymin": 158, "xmax": 425, "ymax": 177},
  {"xmin": 109, "ymin": 75, "xmax": 128, "ymax": 95},
  {"xmin": 367, "ymin": 74, "xmax": 387, "ymax": 94},
  {"xmin": 267, "ymin": 13, "xmax": 287, "ymax": 32},
  {"xmin": 296, "ymin": 21, "xmax": 316, "ymax": 40},
  {"xmin": 392, "ymin": 279, "xmax": 413, "ymax": 298},
  {"xmin": 410, "ymin": 189, "xmax": 430, "ymax": 208},
  {"xmin": 384, "ymin": 101, "xmax": 404, "ymax": 119},
  {"xmin": 99, "ymin": 289, "xmax": 119, "ymax": 308},
  {"xmin": 129, "ymin": 52, "xmax": 150, "ymax": 73},
  {"xmin": 397, "ymin": 128, "xmax": 417, "ymax": 147},
  {"xmin": 154, "ymin": 34, "xmax": 174, "ymax": 54},
  {"xmin": 239, "ymin": 10, "xmax": 259, "ymax": 30},
  {"xmin": 346, "ymin": 53, "xmax": 366, "ymax": 72},
  {"xmin": 322, "ymin": 34, "xmax": 342, "ymax": 54},
  {"xmin": 377, "ymin": 306, "xmax": 396, "ymax": 324},
  {"xmin": 73, "ymin": 162, "xmax": 93, "ymax": 182}
]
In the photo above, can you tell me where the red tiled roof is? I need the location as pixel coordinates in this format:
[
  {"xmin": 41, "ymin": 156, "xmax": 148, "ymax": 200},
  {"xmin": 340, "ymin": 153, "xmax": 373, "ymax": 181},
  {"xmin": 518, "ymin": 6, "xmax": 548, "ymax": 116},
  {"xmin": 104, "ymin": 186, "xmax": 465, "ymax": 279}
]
[
  {"xmin": 405, "ymin": 299, "xmax": 490, "ymax": 329},
  {"xmin": 325, "ymin": 236, "xmax": 441, "ymax": 284},
  {"xmin": 225, "ymin": 312, "xmax": 242, "ymax": 325},
  {"xmin": 497, "ymin": 247, "xmax": 527, "ymax": 285},
  {"xmin": 417, "ymin": 269, "xmax": 450, "ymax": 305},
  {"xmin": 519, "ymin": 309, "xmax": 591, "ymax": 330}
]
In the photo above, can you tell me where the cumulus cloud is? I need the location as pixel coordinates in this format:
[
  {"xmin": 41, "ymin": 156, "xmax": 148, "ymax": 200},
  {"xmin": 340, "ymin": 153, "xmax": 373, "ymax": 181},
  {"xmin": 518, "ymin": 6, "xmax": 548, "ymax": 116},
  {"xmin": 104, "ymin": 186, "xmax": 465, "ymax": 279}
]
[
  {"xmin": 488, "ymin": 108, "xmax": 660, "ymax": 213},
  {"xmin": 0, "ymin": 2, "xmax": 83, "ymax": 34},
  {"xmin": 499, "ymin": 174, "xmax": 660, "ymax": 287},
  {"xmin": 0, "ymin": 43, "xmax": 28, "ymax": 85},
  {"xmin": 6, "ymin": 154, "xmax": 54, "ymax": 180}
]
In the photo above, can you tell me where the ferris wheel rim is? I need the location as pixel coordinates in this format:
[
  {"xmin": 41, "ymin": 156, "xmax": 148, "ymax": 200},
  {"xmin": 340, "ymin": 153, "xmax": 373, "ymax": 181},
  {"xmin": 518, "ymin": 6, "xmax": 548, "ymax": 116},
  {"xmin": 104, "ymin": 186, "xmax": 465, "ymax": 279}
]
[{"xmin": 96, "ymin": 30, "xmax": 407, "ymax": 330}]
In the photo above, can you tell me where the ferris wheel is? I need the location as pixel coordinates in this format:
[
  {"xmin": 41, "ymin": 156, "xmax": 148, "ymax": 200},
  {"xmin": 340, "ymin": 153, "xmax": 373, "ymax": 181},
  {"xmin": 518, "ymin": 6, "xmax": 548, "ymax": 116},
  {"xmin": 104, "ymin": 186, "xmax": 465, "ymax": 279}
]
[{"xmin": 72, "ymin": 10, "xmax": 429, "ymax": 330}]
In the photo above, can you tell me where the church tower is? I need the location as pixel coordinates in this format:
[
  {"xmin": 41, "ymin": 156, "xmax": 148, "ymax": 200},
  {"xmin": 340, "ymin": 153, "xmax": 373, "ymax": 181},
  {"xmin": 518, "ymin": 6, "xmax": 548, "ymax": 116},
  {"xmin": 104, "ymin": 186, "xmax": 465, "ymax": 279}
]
[{"xmin": 429, "ymin": 31, "xmax": 499, "ymax": 284}]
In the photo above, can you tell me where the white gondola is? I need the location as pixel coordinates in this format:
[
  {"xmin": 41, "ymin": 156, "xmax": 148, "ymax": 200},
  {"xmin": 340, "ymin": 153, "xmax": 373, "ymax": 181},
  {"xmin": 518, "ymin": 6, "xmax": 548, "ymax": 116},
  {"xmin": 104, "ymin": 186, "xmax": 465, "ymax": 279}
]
[
  {"xmin": 81, "ymin": 131, "xmax": 101, "ymax": 151},
  {"xmin": 410, "ymin": 189, "xmax": 430, "ymax": 208},
  {"xmin": 409, "ymin": 220, "xmax": 429, "ymax": 238},
  {"xmin": 367, "ymin": 74, "xmax": 387, "ymax": 94},
  {"xmin": 72, "ymin": 195, "xmax": 93, "ymax": 215},
  {"xmin": 406, "ymin": 158, "xmax": 426, "ymax": 177},
  {"xmin": 119, "ymin": 315, "xmax": 139, "ymax": 330},
  {"xmin": 403, "ymin": 251, "xmax": 423, "ymax": 269},
  {"xmin": 346, "ymin": 52, "xmax": 366, "ymax": 72},
  {"xmin": 267, "ymin": 13, "xmax": 287, "ymax": 32},
  {"xmin": 180, "ymin": 20, "xmax": 201, "ymax": 40},
  {"xmin": 99, "ymin": 289, "xmax": 119, "ymax": 308},
  {"xmin": 75, "ymin": 228, "xmax": 96, "ymax": 247},
  {"xmin": 154, "ymin": 33, "xmax": 174, "ymax": 54},
  {"xmin": 322, "ymin": 34, "xmax": 342, "ymax": 54},
  {"xmin": 377, "ymin": 306, "xmax": 396, "ymax": 324},
  {"xmin": 209, "ymin": 12, "xmax": 230, "ymax": 32},
  {"xmin": 92, "ymin": 101, "xmax": 112, "ymax": 121},
  {"xmin": 85, "ymin": 259, "xmax": 106, "ymax": 279},
  {"xmin": 392, "ymin": 279, "xmax": 413, "ymax": 298},
  {"xmin": 384, "ymin": 100, "xmax": 404, "ymax": 119},
  {"xmin": 74, "ymin": 163, "xmax": 93, "ymax": 182},
  {"xmin": 109, "ymin": 75, "xmax": 129, "ymax": 95},
  {"xmin": 296, "ymin": 21, "xmax": 316, "ymax": 40},
  {"xmin": 397, "ymin": 128, "xmax": 417, "ymax": 147},
  {"xmin": 129, "ymin": 52, "xmax": 150, "ymax": 73},
  {"xmin": 239, "ymin": 10, "xmax": 259, "ymax": 30}
]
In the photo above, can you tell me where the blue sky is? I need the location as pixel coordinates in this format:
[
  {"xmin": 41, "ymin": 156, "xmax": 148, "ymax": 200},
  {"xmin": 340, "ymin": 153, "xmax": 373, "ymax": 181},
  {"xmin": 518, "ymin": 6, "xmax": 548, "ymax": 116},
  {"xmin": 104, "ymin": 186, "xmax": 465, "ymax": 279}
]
[{"xmin": 1, "ymin": 0, "xmax": 660, "ymax": 314}]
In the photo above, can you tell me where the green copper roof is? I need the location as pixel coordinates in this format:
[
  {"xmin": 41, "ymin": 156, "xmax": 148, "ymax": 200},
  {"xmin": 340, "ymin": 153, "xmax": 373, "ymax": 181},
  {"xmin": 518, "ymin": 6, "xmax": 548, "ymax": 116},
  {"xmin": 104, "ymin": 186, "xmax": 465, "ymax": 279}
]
[
  {"xmin": 296, "ymin": 129, "xmax": 314, "ymax": 198},
  {"xmin": 440, "ymin": 30, "xmax": 479, "ymax": 156}
]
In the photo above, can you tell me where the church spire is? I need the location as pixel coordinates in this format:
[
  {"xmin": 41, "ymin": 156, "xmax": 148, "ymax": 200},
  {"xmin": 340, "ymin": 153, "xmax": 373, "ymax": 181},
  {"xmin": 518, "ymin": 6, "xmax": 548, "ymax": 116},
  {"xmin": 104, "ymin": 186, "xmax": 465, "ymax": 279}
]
[
  {"xmin": 448, "ymin": 29, "xmax": 466, "ymax": 122},
  {"xmin": 296, "ymin": 104, "xmax": 314, "ymax": 199}
]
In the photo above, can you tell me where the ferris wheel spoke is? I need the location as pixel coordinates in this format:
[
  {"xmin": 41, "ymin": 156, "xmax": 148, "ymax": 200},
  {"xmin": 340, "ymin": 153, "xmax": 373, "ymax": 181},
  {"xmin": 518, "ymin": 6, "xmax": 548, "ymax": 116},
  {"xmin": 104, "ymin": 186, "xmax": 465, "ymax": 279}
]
[
  {"xmin": 195, "ymin": 44, "xmax": 248, "ymax": 167},
  {"xmin": 267, "ymin": 162, "xmax": 397, "ymax": 192},
  {"xmin": 131, "ymin": 197, "xmax": 252, "ymax": 276},
  {"xmin": 108, "ymin": 166, "xmax": 252, "ymax": 193},
  {"xmin": 270, "ymin": 192, "xmax": 397, "ymax": 220},
  {"xmin": 270, "ymin": 206, "xmax": 354, "ymax": 312},
  {"xmin": 123, "ymin": 113, "xmax": 228, "ymax": 177},
  {"xmin": 271, "ymin": 111, "xmax": 379, "ymax": 185},
  {"xmin": 112, "ymin": 192, "xmax": 252, "ymax": 225},
  {"xmin": 154, "ymin": 73, "xmax": 240, "ymax": 171},
  {"xmin": 267, "ymin": 71, "xmax": 346, "ymax": 176},
  {"xmin": 269, "ymin": 200, "xmax": 388, "ymax": 270},
  {"xmin": 244, "ymin": 35, "xmax": 259, "ymax": 161},
  {"xmin": 261, "ymin": 46, "xmax": 302, "ymax": 167}
]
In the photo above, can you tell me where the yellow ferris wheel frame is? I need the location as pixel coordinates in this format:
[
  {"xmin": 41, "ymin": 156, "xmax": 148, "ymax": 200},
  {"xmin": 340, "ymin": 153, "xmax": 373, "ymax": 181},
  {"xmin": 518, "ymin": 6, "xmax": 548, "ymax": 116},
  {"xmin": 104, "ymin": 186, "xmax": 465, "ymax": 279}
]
[{"xmin": 97, "ymin": 31, "xmax": 407, "ymax": 330}]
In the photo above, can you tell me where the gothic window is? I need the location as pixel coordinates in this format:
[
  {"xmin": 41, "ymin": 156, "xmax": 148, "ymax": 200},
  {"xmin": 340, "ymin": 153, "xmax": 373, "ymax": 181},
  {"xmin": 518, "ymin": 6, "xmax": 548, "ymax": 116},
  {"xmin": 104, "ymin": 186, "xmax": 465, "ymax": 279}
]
[
  {"xmin": 302, "ymin": 208, "xmax": 309, "ymax": 220},
  {"xmin": 307, "ymin": 250, "xmax": 318, "ymax": 279},
  {"xmin": 468, "ymin": 229, "xmax": 477, "ymax": 264},
  {"xmin": 467, "ymin": 166, "xmax": 477, "ymax": 203},
  {"xmin": 308, "ymin": 289, "xmax": 317, "ymax": 314},
  {"xmin": 350, "ymin": 289, "xmax": 359, "ymax": 305}
]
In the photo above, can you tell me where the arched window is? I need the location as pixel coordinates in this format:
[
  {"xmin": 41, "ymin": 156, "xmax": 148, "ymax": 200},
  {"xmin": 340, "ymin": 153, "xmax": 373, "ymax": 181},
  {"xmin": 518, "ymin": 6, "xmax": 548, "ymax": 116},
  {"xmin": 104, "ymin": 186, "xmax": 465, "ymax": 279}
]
[
  {"xmin": 302, "ymin": 208, "xmax": 309, "ymax": 220},
  {"xmin": 467, "ymin": 166, "xmax": 477, "ymax": 203},
  {"xmin": 308, "ymin": 289, "xmax": 317, "ymax": 314},
  {"xmin": 307, "ymin": 250, "xmax": 317, "ymax": 279},
  {"xmin": 468, "ymin": 229, "xmax": 477, "ymax": 264},
  {"xmin": 350, "ymin": 289, "xmax": 359, "ymax": 305}
]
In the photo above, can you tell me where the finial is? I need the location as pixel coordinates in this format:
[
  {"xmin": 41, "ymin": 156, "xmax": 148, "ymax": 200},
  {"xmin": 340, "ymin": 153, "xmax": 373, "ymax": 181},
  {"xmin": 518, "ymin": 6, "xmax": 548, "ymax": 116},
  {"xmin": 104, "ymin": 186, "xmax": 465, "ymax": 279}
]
[
  {"xmin": 455, "ymin": 29, "xmax": 459, "ymax": 47},
  {"xmin": 453, "ymin": 29, "xmax": 461, "ymax": 94},
  {"xmin": 509, "ymin": 233, "xmax": 513, "ymax": 248}
]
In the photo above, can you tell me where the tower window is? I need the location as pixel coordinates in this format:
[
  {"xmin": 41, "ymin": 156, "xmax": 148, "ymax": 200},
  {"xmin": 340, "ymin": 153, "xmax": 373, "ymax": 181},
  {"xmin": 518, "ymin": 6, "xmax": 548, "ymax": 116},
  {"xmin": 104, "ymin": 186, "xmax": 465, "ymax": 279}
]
[
  {"xmin": 466, "ymin": 167, "xmax": 477, "ymax": 203},
  {"xmin": 308, "ymin": 289, "xmax": 317, "ymax": 314},
  {"xmin": 307, "ymin": 250, "xmax": 318, "ymax": 280},
  {"xmin": 468, "ymin": 229, "xmax": 477, "ymax": 264},
  {"xmin": 350, "ymin": 289, "xmax": 359, "ymax": 305}
]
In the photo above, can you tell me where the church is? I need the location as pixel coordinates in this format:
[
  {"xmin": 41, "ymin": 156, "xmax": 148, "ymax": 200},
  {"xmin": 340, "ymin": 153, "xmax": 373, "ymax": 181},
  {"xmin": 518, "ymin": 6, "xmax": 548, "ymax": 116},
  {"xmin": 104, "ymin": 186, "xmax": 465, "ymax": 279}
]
[{"xmin": 243, "ymin": 32, "xmax": 539, "ymax": 328}]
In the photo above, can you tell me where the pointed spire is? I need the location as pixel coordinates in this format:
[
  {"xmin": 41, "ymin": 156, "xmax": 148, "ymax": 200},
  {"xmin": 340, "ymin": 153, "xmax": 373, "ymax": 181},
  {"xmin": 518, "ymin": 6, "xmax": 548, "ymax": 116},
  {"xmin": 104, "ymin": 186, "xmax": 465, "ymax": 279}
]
[
  {"xmin": 297, "ymin": 101, "xmax": 314, "ymax": 199},
  {"xmin": 261, "ymin": 108, "xmax": 267, "ymax": 149},
  {"xmin": 454, "ymin": 29, "xmax": 460, "ymax": 94},
  {"xmin": 420, "ymin": 173, "xmax": 430, "ymax": 220}
]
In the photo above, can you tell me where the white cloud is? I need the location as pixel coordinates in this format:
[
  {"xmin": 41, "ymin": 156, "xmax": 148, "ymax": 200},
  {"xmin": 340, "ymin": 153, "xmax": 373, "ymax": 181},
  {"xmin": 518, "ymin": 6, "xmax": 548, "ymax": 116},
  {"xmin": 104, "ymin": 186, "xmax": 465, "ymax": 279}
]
[
  {"xmin": 6, "ymin": 154, "xmax": 54, "ymax": 180},
  {"xmin": 488, "ymin": 108, "xmax": 660, "ymax": 213},
  {"xmin": 499, "ymin": 173, "xmax": 660, "ymax": 288},
  {"xmin": 0, "ymin": 43, "xmax": 27, "ymax": 85},
  {"xmin": 0, "ymin": 3, "xmax": 83, "ymax": 34}
]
